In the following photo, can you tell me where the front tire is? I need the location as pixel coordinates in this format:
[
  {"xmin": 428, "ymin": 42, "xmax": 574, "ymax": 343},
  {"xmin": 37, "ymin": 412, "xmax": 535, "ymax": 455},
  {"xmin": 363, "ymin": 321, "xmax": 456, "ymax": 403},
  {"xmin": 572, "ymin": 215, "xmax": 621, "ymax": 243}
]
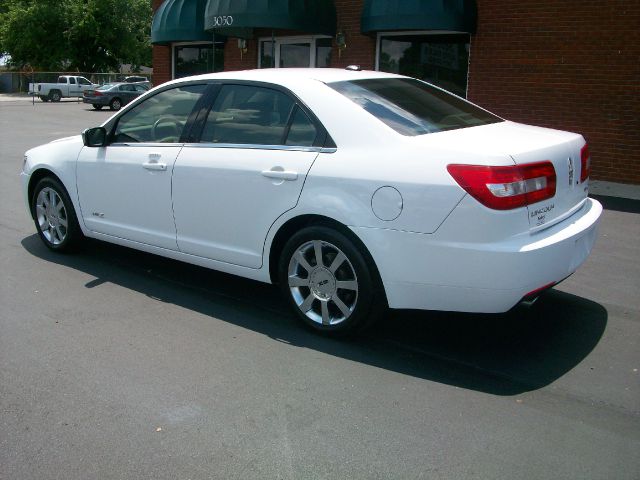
[
  {"xmin": 31, "ymin": 177, "xmax": 82, "ymax": 252},
  {"xmin": 278, "ymin": 226, "xmax": 383, "ymax": 336}
]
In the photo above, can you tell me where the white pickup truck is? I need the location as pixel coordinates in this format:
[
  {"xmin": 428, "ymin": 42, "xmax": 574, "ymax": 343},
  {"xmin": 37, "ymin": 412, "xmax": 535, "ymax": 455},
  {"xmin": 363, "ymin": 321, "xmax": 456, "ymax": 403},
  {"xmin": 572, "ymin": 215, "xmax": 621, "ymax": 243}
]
[{"xmin": 29, "ymin": 75, "xmax": 99, "ymax": 102}]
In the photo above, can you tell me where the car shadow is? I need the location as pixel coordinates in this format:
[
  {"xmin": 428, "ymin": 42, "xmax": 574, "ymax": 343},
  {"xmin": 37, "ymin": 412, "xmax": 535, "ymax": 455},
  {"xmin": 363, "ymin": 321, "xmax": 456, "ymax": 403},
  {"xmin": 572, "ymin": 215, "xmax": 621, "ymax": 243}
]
[{"xmin": 21, "ymin": 234, "xmax": 607, "ymax": 396}]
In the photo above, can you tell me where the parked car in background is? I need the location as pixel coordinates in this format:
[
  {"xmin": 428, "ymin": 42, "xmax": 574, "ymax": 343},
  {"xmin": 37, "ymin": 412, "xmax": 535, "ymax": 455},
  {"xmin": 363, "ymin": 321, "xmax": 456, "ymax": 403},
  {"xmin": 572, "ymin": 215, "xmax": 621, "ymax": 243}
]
[
  {"xmin": 21, "ymin": 68, "xmax": 602, "ymax": 336},
  {"xmin": 29, "ymin": 75, "xmax": 98, "ymax": 102},
  {"xmin": 123, "ymin": 76, "xmax": 148, "ymax": 83},
  {"xmin": 123, "ymin": 76, "xmax": 152, "ymax": 89},
  {"xmin": 82, "ymin": 82, "xmax": 149, "ymax": 111}
]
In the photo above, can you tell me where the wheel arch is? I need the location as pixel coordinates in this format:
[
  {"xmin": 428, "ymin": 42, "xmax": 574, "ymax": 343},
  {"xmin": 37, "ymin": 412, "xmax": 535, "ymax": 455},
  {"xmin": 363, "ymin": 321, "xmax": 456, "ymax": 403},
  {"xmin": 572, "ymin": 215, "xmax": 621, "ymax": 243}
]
[
  {"xmin": 28, "ymin": 169, "xmax": 66, "ymax": 218},
  {"xmin": 268, "ymin": 214, "xmax": 387, "ymax": 304}
]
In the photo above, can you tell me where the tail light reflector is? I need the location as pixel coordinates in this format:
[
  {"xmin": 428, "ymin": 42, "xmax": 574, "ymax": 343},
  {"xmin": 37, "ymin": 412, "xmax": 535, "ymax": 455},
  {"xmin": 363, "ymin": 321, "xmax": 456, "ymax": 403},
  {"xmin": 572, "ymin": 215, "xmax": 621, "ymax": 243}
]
[
  {"xmin": 447, "ymin": 162, "xmax": 557, "ymax": 210},
  {"xmin": 580, "ymin": 144, "xmax": 591, "ymax": 183}
]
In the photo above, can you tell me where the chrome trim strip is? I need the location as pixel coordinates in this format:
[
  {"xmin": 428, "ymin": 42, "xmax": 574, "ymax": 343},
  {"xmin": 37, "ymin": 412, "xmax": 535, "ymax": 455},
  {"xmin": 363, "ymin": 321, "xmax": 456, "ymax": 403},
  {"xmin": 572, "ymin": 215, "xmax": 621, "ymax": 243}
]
[
  {"xmin": 110, "ymin": 143, "xmax": 184, "ymax": 148},
  {"xmin": 320, "ymin": 147, "xmax": 337, "ymax": 154},
  {"xmin": 182, "ymin": 143, "xmax": 334, "ymax": 153},
  {"xmin": 108, "ymin": 143, "xmax": 337, "ymax": 153}
]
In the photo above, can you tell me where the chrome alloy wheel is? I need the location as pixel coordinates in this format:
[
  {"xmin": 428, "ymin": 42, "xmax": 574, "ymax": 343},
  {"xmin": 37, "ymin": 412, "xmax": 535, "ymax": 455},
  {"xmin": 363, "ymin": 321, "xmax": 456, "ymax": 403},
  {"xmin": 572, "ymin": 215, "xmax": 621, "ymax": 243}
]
[
  {"xmin": 288, "ymin": 240, "xmax": 359, "ymax": 326},
  {"xmin": 35, "ymin": 187, "xmax": 68, "ymax": 245}
]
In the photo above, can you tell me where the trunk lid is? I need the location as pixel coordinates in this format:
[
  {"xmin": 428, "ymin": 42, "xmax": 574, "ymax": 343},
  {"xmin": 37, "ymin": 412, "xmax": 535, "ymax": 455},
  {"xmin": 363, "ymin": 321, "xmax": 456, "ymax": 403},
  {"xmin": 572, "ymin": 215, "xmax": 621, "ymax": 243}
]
[
  {"xmin": 419, "ymin": 121, "xmax": 589, "ymax": 230},
  {"xmin": 501, "ymin": 122, "xmax": 589, "ymax": 230}
]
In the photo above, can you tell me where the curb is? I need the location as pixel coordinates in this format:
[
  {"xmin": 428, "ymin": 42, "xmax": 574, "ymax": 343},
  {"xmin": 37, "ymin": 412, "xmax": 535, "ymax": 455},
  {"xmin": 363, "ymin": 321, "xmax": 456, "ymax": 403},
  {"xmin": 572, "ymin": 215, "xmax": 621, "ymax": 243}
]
[{"xmin": 590, "ymin": 181, "xmax": 640, "ymax": 201}]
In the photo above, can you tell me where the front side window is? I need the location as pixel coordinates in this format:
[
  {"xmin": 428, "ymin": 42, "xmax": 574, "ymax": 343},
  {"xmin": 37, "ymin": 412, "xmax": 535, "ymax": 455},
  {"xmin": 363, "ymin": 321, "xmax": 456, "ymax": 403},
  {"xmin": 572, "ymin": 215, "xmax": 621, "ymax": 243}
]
[
  {"xmin": 378, "ymin": 34, "xmax": 470, "ymax": 98},
  {"xmin": 78, "ymin": 77, "xmax": 91, "ymax": 85},
  {"xmin": 330, "ymin": 78, "xmax": 501, "ymax": 136},
  {"xmin": 113, "ymin": 84, "xmax": 207, "ymax": 143},
  {"xmin": 200, "ymin": 85, "xmax": 295, "ymax": 145}
]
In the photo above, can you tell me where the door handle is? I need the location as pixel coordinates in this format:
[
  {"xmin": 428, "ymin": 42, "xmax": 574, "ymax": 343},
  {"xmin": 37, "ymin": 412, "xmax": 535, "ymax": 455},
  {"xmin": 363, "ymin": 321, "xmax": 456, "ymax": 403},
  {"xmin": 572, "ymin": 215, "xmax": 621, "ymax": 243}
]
[
  {"xmin": 143, "ymin": 161, "xmax": 167, "ymax": 171},
  {"xmin": 261, "ymin": 169, "xmax": 298, "ymax": 181}
]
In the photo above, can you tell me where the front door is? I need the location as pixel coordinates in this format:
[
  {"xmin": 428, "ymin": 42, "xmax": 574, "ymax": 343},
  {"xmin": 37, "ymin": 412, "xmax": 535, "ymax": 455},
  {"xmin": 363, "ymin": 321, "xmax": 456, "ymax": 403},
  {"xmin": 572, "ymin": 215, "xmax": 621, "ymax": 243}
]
[{"xmin": 76, "ymin": 83, "xmax": 207, "ymax": 249}]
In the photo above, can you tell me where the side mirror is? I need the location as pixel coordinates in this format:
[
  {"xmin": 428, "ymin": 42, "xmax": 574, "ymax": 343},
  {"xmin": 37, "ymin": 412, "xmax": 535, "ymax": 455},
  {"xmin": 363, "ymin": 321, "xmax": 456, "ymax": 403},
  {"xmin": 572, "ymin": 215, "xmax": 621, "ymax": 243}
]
[{"xmin": 82, "ymin": 127, "xmax": 107, "ymax": 147}]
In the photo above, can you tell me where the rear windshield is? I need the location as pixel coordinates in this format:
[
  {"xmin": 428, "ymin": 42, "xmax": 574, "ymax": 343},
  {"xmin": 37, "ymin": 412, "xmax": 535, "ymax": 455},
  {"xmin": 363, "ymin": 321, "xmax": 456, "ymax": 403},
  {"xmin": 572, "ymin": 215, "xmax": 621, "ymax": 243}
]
[
  {"xmin": 97, "ymin": 84, "xmax": 115, "ymax": 91},
  {"xmin": 329, "ymin": 78, "xmax": 502, "ymax": 136}
]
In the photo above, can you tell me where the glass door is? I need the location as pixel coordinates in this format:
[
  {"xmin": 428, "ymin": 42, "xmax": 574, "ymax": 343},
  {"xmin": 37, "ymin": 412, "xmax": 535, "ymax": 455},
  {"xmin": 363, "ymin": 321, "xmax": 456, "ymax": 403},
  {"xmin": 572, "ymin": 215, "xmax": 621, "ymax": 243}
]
[{"xmin": 259, "ymin": 37, "xmax": 332, "ymax": 68}]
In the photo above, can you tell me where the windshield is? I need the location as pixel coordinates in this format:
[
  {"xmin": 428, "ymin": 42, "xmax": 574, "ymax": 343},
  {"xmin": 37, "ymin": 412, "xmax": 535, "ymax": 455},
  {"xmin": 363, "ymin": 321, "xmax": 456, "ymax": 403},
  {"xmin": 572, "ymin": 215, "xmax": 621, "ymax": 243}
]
[
  {"xmin": 329, "ymin": 78, "xmax": 502, "ymax": 136},
  {"xmin": 97, "ymin": 84, "xmax": 116, "ymax": 91}
]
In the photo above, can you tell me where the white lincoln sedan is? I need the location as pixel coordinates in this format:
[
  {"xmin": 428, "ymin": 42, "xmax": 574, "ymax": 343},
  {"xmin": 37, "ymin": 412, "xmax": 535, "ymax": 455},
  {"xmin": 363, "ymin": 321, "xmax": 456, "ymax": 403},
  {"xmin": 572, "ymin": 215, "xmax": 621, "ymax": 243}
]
[{"xmin": 21, "ymin": 68, "xmax": 602, "ymax": 335}]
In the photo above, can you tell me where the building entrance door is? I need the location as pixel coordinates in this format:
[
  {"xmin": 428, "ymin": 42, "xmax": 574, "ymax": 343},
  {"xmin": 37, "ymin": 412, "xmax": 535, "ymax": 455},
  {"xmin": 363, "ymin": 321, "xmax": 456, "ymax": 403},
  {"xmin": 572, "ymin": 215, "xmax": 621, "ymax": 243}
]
[{"xmin": 259, "ymin": 36, "xmax": 332, "ymax": 69}]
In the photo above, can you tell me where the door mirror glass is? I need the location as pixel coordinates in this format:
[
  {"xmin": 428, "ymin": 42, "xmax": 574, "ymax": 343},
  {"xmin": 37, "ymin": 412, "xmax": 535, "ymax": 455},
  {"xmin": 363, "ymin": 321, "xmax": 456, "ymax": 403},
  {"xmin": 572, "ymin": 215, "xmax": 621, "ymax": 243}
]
[{"xmin": 82, "ymin": 127, "xmax": 107, "ymax": 147}]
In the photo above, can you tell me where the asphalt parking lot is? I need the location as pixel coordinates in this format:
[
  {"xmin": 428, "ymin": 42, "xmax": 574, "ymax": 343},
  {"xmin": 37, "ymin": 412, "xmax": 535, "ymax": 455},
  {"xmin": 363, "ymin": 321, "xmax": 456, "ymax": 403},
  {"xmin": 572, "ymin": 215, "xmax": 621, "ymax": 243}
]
[{"xmin": 1, "ymin": 97, "xmax": 639, "ymax": 479}]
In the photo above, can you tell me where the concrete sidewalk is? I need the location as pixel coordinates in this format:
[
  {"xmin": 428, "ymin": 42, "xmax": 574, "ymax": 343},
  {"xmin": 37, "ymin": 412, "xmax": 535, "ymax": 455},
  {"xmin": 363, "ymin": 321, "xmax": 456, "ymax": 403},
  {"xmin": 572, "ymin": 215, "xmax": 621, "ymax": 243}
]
[{"xmin": 0, "ymin": 93, "xmax": 82, "ymax": 102}]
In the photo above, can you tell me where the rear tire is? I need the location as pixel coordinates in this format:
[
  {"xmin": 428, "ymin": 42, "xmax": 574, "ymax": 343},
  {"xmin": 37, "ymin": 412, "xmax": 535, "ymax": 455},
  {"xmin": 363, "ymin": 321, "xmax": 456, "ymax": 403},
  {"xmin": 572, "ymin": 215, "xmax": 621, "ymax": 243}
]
[
  {"xmin": 92, "ymin": 104, "xmax": 103, "ymax": 110},
  {"xmin": 109, "ymin": 98, "xmax": 122, "ymax": 111},
  {"xmin": 49, "ymin": 90, "xmax": 62, "ymax": 102},
  {"xmin": 39, "ymin": 96, "xmax": 49, "ymax": 102},
  {"xmin": 31, "ymin": 177, "xmax": 83, "ymax": 252},
  {"xmin": 278, "ymin": 225, "xmax": 383, "ymax": 337}
]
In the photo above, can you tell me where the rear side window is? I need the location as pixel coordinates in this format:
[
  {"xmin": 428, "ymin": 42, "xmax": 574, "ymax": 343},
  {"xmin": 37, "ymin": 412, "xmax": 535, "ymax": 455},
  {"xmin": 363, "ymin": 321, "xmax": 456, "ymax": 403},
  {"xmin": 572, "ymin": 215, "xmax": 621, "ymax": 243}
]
[
  {"xmin": 201, "ymin": 85, "xmax": 295, "ymax": 145},
  {"xmin": 285, "ymin": 108, "xmax": 317, "ymax": 146},
  {"xmin": 329, "ymin": 78, "xmax": 501, "ymax": 136}
]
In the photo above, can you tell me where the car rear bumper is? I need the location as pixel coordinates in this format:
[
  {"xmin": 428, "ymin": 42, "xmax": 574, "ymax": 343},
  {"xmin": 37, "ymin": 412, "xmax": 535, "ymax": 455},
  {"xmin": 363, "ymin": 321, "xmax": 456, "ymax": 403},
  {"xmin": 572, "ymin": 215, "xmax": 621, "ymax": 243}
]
[
  {"xmin": 352, "ymin": 197, "xmax": 602, "ymax": 313},
  {"xmin": 83, "ymin": 97, "xmax": 109, "ymax": 106}
]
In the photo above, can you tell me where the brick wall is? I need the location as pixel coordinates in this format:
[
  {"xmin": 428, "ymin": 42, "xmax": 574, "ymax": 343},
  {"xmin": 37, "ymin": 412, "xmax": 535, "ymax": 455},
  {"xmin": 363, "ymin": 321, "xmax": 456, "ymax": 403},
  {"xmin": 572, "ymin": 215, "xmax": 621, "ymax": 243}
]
[
  {"xmin": 151, "ymin": 0, "xmax": 172, "ymax": 86},
  {"xmin": 333, "ymin": 0, "xmax": 375, "ymax": 69},
  {"xmin": 469, "ymin": 0, "xmax": 640, "ymax": 184},
  {"xmin": 151, "ymin": 0, "xmax": 639, "ymax": 184}
]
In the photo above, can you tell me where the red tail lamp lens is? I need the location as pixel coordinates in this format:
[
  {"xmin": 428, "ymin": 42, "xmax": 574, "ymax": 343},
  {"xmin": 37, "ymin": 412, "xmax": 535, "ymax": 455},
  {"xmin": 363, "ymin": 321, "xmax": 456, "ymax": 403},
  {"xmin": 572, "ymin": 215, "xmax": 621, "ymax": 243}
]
[
  {"xmin": 447, "ymin": 162, "xmax": 557, "ymax": 210},
  {"xmin": 580, "ymin": 144, "xmax": 591, "ymax": 183}
]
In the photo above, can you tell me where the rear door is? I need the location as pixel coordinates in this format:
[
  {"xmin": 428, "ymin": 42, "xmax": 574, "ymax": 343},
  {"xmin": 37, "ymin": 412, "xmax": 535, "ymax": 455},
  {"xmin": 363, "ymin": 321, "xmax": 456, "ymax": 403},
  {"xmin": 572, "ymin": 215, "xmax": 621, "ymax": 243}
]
[
  {"xmin": 68, "ymin": 77, "xmax": 81, "ymax": 97},
  {"xmin": 172, "ymin": 83, "xmax": 323, "ymax": 268}
]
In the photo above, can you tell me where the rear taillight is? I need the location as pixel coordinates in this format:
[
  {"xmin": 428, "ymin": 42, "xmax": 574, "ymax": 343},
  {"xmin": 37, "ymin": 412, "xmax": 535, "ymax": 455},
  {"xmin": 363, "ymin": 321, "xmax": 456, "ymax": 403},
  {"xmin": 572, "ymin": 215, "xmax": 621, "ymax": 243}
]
[
  {"xmin": 447, "ymin": 162, "xmax": 557, "ymax": 210},
  {"xmin": 580, "ymin": 144, "xmax": 590, "ymax": 183}
]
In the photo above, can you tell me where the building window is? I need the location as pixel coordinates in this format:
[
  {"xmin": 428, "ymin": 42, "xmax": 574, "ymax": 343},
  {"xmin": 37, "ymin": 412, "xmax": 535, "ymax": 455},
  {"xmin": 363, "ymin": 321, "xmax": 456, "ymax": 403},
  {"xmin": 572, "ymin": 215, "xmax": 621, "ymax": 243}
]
[
  {"xmin": 258, "ymin": 36, "xmax": 332, "ymax": 69},
  {"xmin": 173, "ymin": 42, "xmax": 224, "ymax": 79},
  {"xmin": 377, "ymin": 33, "xmax": 470, "ymax": 98}
]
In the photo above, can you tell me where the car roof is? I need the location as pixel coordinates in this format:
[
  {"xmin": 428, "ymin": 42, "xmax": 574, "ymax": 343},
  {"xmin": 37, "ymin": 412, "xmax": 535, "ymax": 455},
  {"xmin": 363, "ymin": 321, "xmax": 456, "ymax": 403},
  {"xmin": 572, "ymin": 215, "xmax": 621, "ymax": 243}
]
[{"xmin": 167, "ymin": 68, "xmax": 405, "ymax": 86}]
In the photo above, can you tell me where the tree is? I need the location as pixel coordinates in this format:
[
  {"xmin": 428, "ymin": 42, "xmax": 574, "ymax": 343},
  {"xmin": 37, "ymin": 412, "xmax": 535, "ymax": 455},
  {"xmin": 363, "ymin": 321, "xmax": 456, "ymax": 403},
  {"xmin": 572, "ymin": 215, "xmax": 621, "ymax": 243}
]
[
  {"xmin": 65, "ymin": 0, "xmax": 151, "ymax": 72},
  {"xmin": 0, "ymin": 0, "xmax": 151, "ymax": 72},
  {"xmin": 0, "ymin": 0, "xmax": 69, "ymax": 70}
]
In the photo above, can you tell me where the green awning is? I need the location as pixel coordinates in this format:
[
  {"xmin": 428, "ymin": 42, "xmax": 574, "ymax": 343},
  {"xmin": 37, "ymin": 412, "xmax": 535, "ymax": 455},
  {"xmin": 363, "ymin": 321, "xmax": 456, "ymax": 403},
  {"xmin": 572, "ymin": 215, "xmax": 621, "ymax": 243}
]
[
  {"xmin": 204, "ymin": 0, "xmax": 337, "ymax": 38},
  {"xmin": 152, "ymin": 0, "xmax": 211, "ymax": 45},
  {"xmin": 361, "ymin": 0, "xmax": 477, "ymax": 34}
]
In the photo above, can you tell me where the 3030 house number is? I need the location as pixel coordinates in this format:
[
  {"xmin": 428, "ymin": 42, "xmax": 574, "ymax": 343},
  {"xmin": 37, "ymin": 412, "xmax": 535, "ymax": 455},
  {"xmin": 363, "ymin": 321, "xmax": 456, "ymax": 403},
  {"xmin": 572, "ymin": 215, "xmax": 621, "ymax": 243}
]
[{"xmin": 211, "ymin": 15, "xmax": 233, "ymax": 27}]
